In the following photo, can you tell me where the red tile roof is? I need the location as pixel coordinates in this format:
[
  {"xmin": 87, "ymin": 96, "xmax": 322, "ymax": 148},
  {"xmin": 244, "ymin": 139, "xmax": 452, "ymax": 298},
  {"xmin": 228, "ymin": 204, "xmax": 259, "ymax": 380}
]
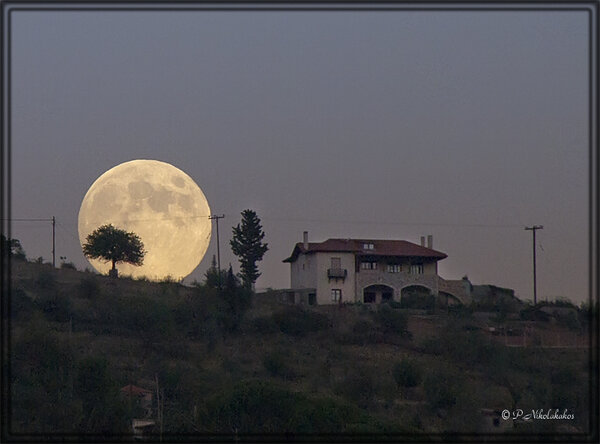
[
  {"xmin": 283, "ymin": 238, "xmax": 447, "ymax": 262},
  {"xmin": 120, "ymin": 384, "xmax": 153, "ymax": 396}
]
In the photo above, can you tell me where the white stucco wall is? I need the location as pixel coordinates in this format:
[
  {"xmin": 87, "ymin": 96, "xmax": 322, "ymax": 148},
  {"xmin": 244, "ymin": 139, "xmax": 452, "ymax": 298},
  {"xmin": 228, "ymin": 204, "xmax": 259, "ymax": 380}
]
[
  {"xmin": 314, "ymin": 252, "xmax": 356, "ymax": 305},
  {"xmin": 290, "ymin": 253, "xmax": 318, "ymax": 290}
]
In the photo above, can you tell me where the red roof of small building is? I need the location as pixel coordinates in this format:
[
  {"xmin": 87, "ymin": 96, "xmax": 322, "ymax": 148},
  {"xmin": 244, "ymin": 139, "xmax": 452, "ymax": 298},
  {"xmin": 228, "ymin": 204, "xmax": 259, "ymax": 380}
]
[
  {"xmin": 120, "ymin": 384, "xmax": 153, "ymax": 397},
  {"xmin": 283, "ymin": 238, "xmax": 447, "ymax": 263}
]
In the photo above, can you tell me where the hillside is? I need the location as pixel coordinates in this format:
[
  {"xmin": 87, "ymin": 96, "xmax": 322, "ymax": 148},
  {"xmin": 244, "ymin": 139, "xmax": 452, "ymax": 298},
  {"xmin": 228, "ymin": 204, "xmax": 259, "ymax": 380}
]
[{"xmin": 5, "ymin": 259, "xmax": 592, "ymax": 440}]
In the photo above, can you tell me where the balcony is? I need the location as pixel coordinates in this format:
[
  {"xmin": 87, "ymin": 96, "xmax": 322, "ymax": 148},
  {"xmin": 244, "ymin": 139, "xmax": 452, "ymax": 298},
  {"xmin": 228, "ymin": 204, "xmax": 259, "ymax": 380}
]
[{"xmin": 327, "ymin": 268, "xmax": 347, "ymax": 280}]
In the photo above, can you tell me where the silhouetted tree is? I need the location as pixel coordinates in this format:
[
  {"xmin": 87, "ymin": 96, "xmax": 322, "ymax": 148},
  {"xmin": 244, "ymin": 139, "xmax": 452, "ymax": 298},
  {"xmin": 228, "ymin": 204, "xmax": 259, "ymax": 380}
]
[
  {"xmin": 230, "ymin": 209, "xmax": 268, "ymax": 289},
  {"xmin": 1, "ymin": 234, "xmax": 26, "ymax": 260},
  {"xmin": 204, "ymin": 254, "xmax": 227, "ymax": 289},
  {"xmin": 82, "ymin": 224, "xmax": 145, "ymax": 276},
  {"xmin": 220, "ymin": 265, "xmax": 252, "ymax": 332}
]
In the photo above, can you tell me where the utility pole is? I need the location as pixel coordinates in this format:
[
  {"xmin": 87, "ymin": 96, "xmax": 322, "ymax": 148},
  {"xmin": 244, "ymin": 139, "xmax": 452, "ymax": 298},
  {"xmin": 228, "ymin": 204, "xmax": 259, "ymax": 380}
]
[
  {"xmin": 52, "ymin": 216, "xmax": 56, "ymax": 268},
  {"xmin": 208, "ymin": 214, "xmax": 225, "ymax": 288},
  {"xmin": 524, "ymin": 225, "xmax": 543, "ymax": 305}
]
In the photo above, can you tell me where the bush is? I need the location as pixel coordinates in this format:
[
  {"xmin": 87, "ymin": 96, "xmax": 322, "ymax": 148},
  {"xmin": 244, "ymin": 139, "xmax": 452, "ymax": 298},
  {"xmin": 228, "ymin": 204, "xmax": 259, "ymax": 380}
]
[
  {"xmin": 393, "ymin": 359, "xmax": 422, "ymax": 388},
  {"xmin": 207, "ymin": 380, "xmax": 302, "ymax": 432},
  {"xmin": 385, "ymin": 300, "xmax": 403, "ymax": 309},
  {"xmin": 562, "ymin": 311, "xmax": 581, "ymax": 331},
  {"xmin": 424, "ymin": 367, "xmax": 463, "ymax": 411},
  {"xmin": 60, "ymin": 261, "xmax": 77, "ymax": 270},
  {"xmin": 77, "ymin": 275, "xmax": 100, "ymax": 299},
  {"xmin": 272, "ymin": 306, "xmax": 329, "ymax": 337},
  {"xmin": 334, "ymin": 369, "xmax": 376, "ymax": 408},
  {"xmin": 205, "ymin": 380, "xmax": 377, "ymax": 433},
  {"xmin": 75, "ymin": 355, "xmax": 128, "ymax": 433},
  {"xmin": 400, "ymin": 291, "xmax": 435, "ymax": 310},
  {"xmin": 263, "ymin": 350, "xmax": 296, "ymax": 379},
  {"xmin": 10, "ymin": 288, "xmax": 36, "ymax": 320},
  {"xmin": 550, "ymin": 363, "xmax": 577, "ymax": 387},
  {"xmin": 336, "ymin": 319, "xmax": 389, "ymax": 345},
  {"xmin": 219, "ymin": 280, "xmax": 252, "ymax": 333},
  {"xmin": 372, "ymin": 305, "xmax": 409, "ymax": 336},
  {"xmin": 35, "ymin": 270, "xmax": 57, "ymax": 290},
  {"xmin": 419, "ymin": 337, "xmax": 445, "ymax": 355},
  {"xmin": 10, "ymin": 315, "xmax": 81, "ymax": 433},
  {"xmin": 250, "ymin": 316, "xmax": 280, "ymax": 334},
  {"xmin": 36, "ymin": 290, "xmax": 72, "ymax": 322}
]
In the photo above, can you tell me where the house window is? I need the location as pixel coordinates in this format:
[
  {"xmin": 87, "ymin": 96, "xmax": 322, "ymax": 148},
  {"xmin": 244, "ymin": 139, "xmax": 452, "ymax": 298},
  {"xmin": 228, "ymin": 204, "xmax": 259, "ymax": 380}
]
[
  {"xmin": 361, "ymin": 261, "xmax": 377, "ymax": 270},
  {"xmin": 410, "ymin": 264, "xmax": 424, "ymax": 274},
  {"xmin": 387, "ymin": 264, "xmax": 402, "ymax": 273},
  {"xmin": 331, "ymin": 257, "xmax": 341, "ymax": 269},
  {"xmin": 331, "ymin": 289, "xmax": 342, "ymax": 302},
  {"xmin": 363, "ymin": 243, "xmax": 374, "ymax": 250}
]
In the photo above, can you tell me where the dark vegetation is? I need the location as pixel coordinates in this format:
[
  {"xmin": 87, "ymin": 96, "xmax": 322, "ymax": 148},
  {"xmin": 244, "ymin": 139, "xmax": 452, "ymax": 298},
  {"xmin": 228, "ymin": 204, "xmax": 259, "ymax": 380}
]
[
  {"xmin": 230, "ymin": 209, "xmax": 269, "ymax": 289},
  {"xmin": 5, "ymin": 257, "xmax": 593, "ymax": 439},
  {"xmin": 82, "ymin": 224, "xmax": 146, "ymax": 273}
]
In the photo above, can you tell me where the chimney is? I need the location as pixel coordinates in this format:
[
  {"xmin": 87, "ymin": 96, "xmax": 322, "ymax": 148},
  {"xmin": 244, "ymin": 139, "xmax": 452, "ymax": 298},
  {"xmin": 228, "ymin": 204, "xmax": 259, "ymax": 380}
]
[
  {"xmin": 420, "ymin": 236, "xmax": 426, "ymax": 247},
  {"xmin": 303, "ymin": 231, "xmax": 309, "ymax": 250},
  {"xmin": 427, "ymin": 235, "xmax": 433, "ymax": 249}
]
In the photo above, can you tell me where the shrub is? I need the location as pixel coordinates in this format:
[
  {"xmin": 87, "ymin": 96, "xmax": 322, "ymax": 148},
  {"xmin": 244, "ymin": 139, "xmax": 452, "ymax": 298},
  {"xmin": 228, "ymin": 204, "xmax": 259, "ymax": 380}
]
[
  {"xmin": 400, "ymin": 291, "xmax": 435, "ymax": 310},
  {"xmin": 207, "ymin": 380, "xmax": 301, "ymax": 432},
  {"xmin": 393, "ymin": 359, "xmax": 422, "ymax": 388},
  {"xmin": 251, "ymin": 316, "xmax": 280, "ymax": 334},
  {"xmin": 60, "ymin": 261, "xmax": 77, "ymax": 270},
  {"xmin": 75, "ymin": 355, "xmax": 128, "ymax": 433},
  {"xmin": 563, "ymin": 311, "xmax": 581, "ymax": 331},
  {"xmin": 272, "ymin": 306, "xmax": 329, "ymax": 337},
  {"xmin": 35, "ymin": 270, "xmax": 57, "ymax": 290},
  {"xmin": 263, "ymin": 350, "xmax": 296, "ymax": 379},
  {"xmin": 77, "ymin": 275, "xmax": 100, "ymax": 299},
  {"xmin": 335, "ymin": 319, "xmax": 384, "ymax": 345},
  {"xmin": 372, "ymin": 305, "xmax": 409, "ymax": 336},
  {"xmin": 10, "ymin": 288, "xmax": 36, "ymax": 320},
  {"xmin": 36, "ymin": 290, "xmax": 72, "ymax": 322},
  {"xmin": 205, "ymin": 380, "xmax": 377, "ymax": 433},
  {"xmin": 419, "ymin": 337, "xmax": 445, "ymax": 355},
  {"xmin": 424, "ymin": 367, "xmax": 463, "ymax": 410},
  {"xmin": 386, "ymin": 300, "xmax": 403, "ymax": 309},
  {"xmin": 334, "ymin": 369, "xmax": 376, "ymax": 408},
  {"xmin": 219, "ymin": 273, "xmax": 252, "ymax": 332},
  {"xmin": 550, "ymin": 363, "xmax": 577, "ymax": 387}
]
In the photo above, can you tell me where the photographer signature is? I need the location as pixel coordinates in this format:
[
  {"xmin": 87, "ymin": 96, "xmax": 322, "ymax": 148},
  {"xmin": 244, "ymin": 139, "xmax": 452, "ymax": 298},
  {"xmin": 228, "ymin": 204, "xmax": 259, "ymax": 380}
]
[{"xmin": 502, "ymin": 409, "xmax": 574, "ymax": 421}]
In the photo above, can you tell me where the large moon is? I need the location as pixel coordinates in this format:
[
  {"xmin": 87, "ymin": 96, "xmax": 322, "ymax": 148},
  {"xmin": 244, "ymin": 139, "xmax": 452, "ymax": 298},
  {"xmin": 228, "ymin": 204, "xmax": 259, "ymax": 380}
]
[{"xmin": 78, "ymin": 159, "xmax": 212, "ymax": 281}]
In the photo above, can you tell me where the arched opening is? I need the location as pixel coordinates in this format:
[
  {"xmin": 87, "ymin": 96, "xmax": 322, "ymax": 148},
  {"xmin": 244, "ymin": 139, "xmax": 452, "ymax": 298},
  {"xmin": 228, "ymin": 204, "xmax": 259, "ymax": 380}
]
[
  {"xmin": 363, "ymin": 284, "xmax": 394, "ymax": 304},
  {"xmin": 438, "ymin": 291, "xmax": 463, "ymax": 309},
  {"xmin": 400, "ymin": 285, "xmax": 434, "ymax": 310}
]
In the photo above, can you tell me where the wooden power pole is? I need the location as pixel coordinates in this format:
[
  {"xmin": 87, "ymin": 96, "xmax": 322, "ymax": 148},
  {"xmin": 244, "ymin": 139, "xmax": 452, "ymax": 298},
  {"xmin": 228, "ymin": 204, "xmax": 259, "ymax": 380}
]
[
  {"xmin": 524, "ymin": 225, "xmax": 543, "ymax": 305},
  {"xmin": 208, "ymin": 214, "xmax": 225, "ymax": 288}
]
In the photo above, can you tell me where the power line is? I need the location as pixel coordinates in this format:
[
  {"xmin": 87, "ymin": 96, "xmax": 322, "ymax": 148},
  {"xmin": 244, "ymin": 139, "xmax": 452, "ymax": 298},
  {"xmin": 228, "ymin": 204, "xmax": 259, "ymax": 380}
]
[
  {"xmin": 2, "ymin": 218, "xmax": 53, "ymax": 222},
  {"xmin": 33, "ymin": 214, "xmax": 524, "ymax": 229},
  {"xmin": 260, "ymin": 216, "xmax": 524, "ymax": 229},
  {"xmin": 84, "ymin": 214, "xmax": 211, "ymax": 224}
]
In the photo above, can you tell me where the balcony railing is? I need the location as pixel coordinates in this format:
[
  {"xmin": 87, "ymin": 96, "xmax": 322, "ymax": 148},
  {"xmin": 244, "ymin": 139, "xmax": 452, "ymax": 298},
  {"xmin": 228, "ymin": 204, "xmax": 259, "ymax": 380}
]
[{"xmin": 327, "ymin": 268, "xmax": 347, "ymax": 279}]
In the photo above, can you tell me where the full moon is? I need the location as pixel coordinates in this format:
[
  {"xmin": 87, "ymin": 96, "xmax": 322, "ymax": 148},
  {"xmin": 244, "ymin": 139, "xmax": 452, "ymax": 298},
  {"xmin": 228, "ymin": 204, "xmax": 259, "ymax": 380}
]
[{"xmin": 78, "ymin": 159, "xmax": 212, "ymax": 281}]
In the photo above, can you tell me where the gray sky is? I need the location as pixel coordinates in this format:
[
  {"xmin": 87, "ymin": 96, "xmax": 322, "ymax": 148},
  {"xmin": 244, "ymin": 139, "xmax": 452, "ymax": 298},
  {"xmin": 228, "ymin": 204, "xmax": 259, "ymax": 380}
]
[{"xmin": 8, "ymin": 8, "xmax": 591, "ymax": 303}]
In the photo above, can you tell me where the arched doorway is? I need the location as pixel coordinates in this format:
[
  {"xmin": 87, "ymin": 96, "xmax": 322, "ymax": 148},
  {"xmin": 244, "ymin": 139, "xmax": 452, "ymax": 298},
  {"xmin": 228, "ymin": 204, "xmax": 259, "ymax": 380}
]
[
  {"xmin": 363, "ymin": 284, "xmax": 394, "ymax": 304},
  {"xmin": 400, "ymin": 285, "xmax": 434, "ymax": 309}
]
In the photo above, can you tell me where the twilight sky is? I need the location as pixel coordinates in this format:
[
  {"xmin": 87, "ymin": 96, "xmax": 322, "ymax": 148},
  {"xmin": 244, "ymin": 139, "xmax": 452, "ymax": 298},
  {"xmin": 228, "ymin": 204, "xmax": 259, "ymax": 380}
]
[{"xmin": 8, "ymin": 7, "xmax": 591, "ymax": 303}]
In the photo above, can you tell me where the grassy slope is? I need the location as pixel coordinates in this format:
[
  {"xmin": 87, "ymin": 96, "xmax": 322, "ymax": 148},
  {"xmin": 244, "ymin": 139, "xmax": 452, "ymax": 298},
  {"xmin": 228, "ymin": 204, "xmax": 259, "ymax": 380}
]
[{"xmin": 6, "ymin": 259, "xmax": 591, "ymax": 438}]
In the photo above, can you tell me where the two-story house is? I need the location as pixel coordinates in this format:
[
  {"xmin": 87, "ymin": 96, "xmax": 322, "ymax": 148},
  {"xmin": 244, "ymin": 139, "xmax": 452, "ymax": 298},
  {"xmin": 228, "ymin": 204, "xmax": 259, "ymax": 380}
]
[{"xmin": 283, "ymin": 232, "xmax": 465, "ymax": 306}]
